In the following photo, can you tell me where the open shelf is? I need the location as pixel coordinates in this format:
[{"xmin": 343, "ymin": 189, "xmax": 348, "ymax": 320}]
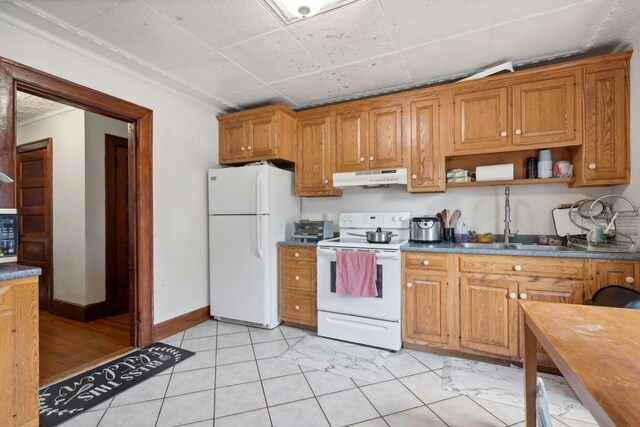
[{"xmin": 446, "ymin": 177, "xmax": 575, "ymax": 188}]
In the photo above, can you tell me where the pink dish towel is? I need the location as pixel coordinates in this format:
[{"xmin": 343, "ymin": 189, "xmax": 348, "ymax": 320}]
[{"xmin": 335, "ymin": 250, "xmax": 378, "ymax": 297}]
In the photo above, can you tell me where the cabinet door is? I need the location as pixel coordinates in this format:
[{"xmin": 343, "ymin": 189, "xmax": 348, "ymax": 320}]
[
  {"xmin": 453, "ymin": 87, "xmax": 509, "ymax": 152},
  {"xmin": 0, "ymin": 284, "xmax": 16, "ymax": 425},
  {"xmin": 513, "ymin": 74, "xmax": 578, "ymax": 146},
  {"xmin": 460, "ymin": 276, "xmax": 518, "ymax": 357},
  {"xmin": 408, "ymin": 98, "xmax": 444, "ymax": 192},
  {"xmin": 403, "ymin": 271, "xmax": 449, "ymax": 346},
  {"xmin": 335, "ymin": 109, "xmax": 368, "ymax": 172},
  {"xmin": 518, "ymin": 282, "xmax": 583, "ymax": 362},
  {"xmin": 219, "ymin": 120, "xmax": 247, "ymax": 163},
  {"xmin": 247, "ymin": 114, "xmax": 277, "ymax": 158},
  {"xmin": 594, "ymin": 260, "xmax": 638, "ymax": 293},
  {"xmin": 369, "ymin": 103, "xmax": 402, "ymax": 169},
  {"xmin": 583, "ymin": 66, "xmax": 628, "ymax": 183},
  {"xmin": 296, "ymin": 115, "xmax": 336, "ymax": 196}
]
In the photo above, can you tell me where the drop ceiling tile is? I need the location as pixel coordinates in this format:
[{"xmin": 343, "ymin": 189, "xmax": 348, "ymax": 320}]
[
  {"xmin": 290, "ymin": 0, "xmax": 396, "ymax": 68},
  {"xmin": 166, "ymin": 52, "xmax": 263, "ymax": 97},
  {"xmin": 141, "ymin": 0, "xmax": 282, "ymax": 50},
  {"xmin": 492, "ymin": 0, "xmax": 591, "ymax": 24},
  {"xmin": 487, "ymin": 0, "xmax": 609, "ymax": 64},
  {"xmin": 401, "ymin": 29, "xmax": 490, "ymax": 84},
  {"xmin": 221, "ymin": 86, "xmax": 294, "ymax": 110},
  {"xmin": 271, "ymin": 71, "xmax": 348, "ymax": 106},
  {"xmin": 22, "ymin": 0, "xmax": 121, "ymax": 26},
  {"xmin": 221, "ymin": 30, "xmax": 321, "ymax": 83},
  {"xmin": 379, "ymin": 0, "xmax": 494, "ymax": 50},
  {"xmin": 80, "ymin": 0, "xmax": 211, "ymax": 69},
  {"xmin": 330, "ymin": 52, "xmax": 410, "ymax": 96}
]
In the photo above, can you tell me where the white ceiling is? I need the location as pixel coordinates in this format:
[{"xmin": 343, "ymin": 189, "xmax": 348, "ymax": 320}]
[
  {"xmin": 16, "ymin": 91, "xmax": 71, "ymax": 125},
  {"xmin": 1, "ymin": 0, "xmax": 639, "ymax": 113}
]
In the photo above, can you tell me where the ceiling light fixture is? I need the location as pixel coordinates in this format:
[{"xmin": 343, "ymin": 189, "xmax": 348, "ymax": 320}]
[{"xmin": 278, "ymin": 0, "xmax": 333, "ymax": 18}]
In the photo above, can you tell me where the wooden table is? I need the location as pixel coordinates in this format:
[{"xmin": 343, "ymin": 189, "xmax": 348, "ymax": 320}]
[{"xmin": 521, "ymin": 301, "xmax": 640, "ymax": 427}]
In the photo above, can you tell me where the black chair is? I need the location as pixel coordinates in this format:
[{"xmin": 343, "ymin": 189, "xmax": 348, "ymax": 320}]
[{"xmin": 587, "ymin": 285, "xmax": 640, "ymax": 310}]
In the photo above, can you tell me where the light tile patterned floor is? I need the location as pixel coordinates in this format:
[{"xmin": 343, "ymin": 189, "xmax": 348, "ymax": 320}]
[{"xmin": 60, "ymin": 320, "xmax": 597, "ymax": 427}]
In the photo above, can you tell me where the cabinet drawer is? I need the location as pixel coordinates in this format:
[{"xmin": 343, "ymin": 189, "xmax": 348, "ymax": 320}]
[
  {"xmin": 459, "ymin": 255, "xmax": 584, "ymax": 279},
  {"xmin": 0, "ymin": 284, "xmax": 14, "ymax": 319},
  {"xmin": 280, "ymin": 247, "xmax": 316, "ymax": 264},
  {"xmin": 282, "ymin": 291, "xmax": 316, "ymax": 325},
  {"xmin": 281, "ymin": 264, "xmax": 315, "ymax": 292},
  {"xmin": 403, "ymin": 252, "xmax": 448, "ymax": 272}
]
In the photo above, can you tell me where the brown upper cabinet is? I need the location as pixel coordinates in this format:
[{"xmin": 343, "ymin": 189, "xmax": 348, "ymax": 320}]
[
  {"xmin": 218, "ymin": 105, "xmax": 297, "ymax": 165},
  {"xmin": 408, "ymin": 96, "xmax": 445, "ymax": 192},
  {"xmin": 295, "ymin": 112, "xmax": 342, "ymax": 197},
  {"xmin": 334, "ymin": 101, "xmax": 403, "ymax": 172},
  {"xmin": 453, "ymin": 70, "xmax": 581, "ymax": 154}
]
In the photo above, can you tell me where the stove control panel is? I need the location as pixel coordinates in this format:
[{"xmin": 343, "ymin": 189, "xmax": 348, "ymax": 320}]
[{"xmin": 339, "ymin": 212, "xmax": 410, "ymax": 229}]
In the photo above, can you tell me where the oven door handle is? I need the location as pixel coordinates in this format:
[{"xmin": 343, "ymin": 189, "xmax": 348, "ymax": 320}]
[{"xmin": 317, "ymin": 248, "xmax": 398, "ymax": 259}]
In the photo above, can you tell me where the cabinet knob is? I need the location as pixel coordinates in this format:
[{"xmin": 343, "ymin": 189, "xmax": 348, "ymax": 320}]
[
  {"xmin": 514, "ymin": 265, "xmax": 522, "ymax": 271},
  {"xmin": 500, "ymin": 131, "xmax": 508, "ymax": 137},
  {"xmin": 324, "ymin": 179, "xmax": 329, "ymax": 185},
  {"xmin": 369, "ymin": 156, "xmax": 374, "ymax": 161},
  {"xmin": 294, "ymin": 252, "xmax": 299, "ymax": 257},
  {"xmin": 294, "ymin": 305, "xmax": 300, "ymax": 311},
  {"xmin": 589, "ymin": 163, "xmax": 597, "ymax": 170},
  {"xmin": 520, "ymin": 293, "xmax": 528, "ymax": 300},
  {"xmin": 247, "ymin": 146, "xmax": 252, "ymax": 150},
  {"xmin": 411, "ymin": 174, "xmax": 417, "ymax": 180},
  {"xmin": 294, "ymin": 275, "xmax": 300, "ymax": 281},
  {"xmin": 515, "ymin": 129, "xmax": 522, "ymax": 135},
  {"xmin": 240, "ymin": 147, "xmax": 245, "ymax": 151},
  {"xmin": 406, "ymin": 282, "xmax": 413, "ymax": 288},
  {"xmin": 423, "ymin": 260, "xmax": 430, "ymax": 266},
  {"xmin": 359, "ymin": 157, "xmax": 365, "ymax": 162},
  {"xmin": 626, "ymin": 276, "xmax": 635, "ymax": 284},
  {"xmin": 509, "ymin": 292, "xmax": 517, "ymax": 300}
]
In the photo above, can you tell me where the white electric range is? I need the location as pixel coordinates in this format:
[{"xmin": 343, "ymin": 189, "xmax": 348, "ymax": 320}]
[{"xmin": 316, "ymin": 212, "xmax": 410, "ymax": 351}]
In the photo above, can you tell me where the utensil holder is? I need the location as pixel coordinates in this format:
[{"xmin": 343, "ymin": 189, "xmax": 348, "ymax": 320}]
[{"xmin": 443, "ymin": 228, "xmax": 455, "ymax": 243}]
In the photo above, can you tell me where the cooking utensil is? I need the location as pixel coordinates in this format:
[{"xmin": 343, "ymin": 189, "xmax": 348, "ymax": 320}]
[
  {"xmin": 348, "ymin": 227, "xmax": 398, "ymax": 244},
  {"xmin": 450, "ymin": 210, "xmax": 461, "ymax": 228}
]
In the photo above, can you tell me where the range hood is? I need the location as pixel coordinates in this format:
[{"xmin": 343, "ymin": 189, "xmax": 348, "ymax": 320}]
[{"xmin": 333, "ymin": 168, "xmax": 408, "ymax": 188}]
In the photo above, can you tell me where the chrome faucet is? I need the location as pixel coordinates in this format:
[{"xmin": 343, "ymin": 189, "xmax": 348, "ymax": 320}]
[{"xmin": 503, "ymin": 186, "xmax": 518, "ymax": 244}]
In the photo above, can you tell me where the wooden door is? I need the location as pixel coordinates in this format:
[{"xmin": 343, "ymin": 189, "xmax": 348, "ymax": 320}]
[
  {"xmin": 512, "ymin": 74, "xmax": 578, "ymax": 145},
  {"xmin": 369, "ymin": 103, "xmax": 402, "ymax": 169},
  {"xmin": 248, "ymin": 113, "xmax": 277, "ymax": 159},
  {"xmin": 219, "ymin": 120, "xmax": 247, "ymax": 163},
  {"xmin": 408, "ymin": 98, "xmax": 444, "ymax": 192},
  {"xmin": 593, "ymin": 260, "xmax": 638, "ymax": 294},
  {"xmin": 334, "ymin": 109, "xmax": 368, "ymax": 172},
  {"xmin": 517, "ymin": 282, "xmax": 583, "ymax": 362},
  {"xmin": 296, "ymin": 115, "xmax": 336, "ymax": 196},
  {"xmin": 459, "ymin": 276, "xmax": 518, "ymax": 357},
  {"xmin": 583, "ymin": 66, "xmax": 628, "ymax": 183},
  {"xmin": 17, "ymin": 139, "xmax": 52, "ymax": 309},
  {"xmin": 453, "ymin": 87, "xmax": 509, "ymax": 152},
  {"xmin": 403, "ymin": 271, "xmax": 449, "ymax": 346},
  {"xmin": 106, "ymin": 135, "xmax": 129, "ymax": 314},
  {"xmin": 0, "ymin": 284, "xmax": 16, "ymax": 424}
]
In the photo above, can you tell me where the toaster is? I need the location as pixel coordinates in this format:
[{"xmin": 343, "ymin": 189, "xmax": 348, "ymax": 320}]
[{"xmin": 293, "ymin": 220, "xmax": 334, "ymax": 242}]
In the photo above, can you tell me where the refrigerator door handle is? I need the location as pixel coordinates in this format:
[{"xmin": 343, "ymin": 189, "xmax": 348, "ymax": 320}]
[
  {"xmin": 256, "ymin": 168, "xmax": 264, "ymax": 214},
  {"xmin": 256, "ymin": 215, "xmax": 264, "ymax": 259}
]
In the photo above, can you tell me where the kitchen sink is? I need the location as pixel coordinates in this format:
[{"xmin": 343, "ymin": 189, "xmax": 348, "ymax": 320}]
[
  {"xmin": 518, "ymin": 244, "xmax": 567, "ymax": 252},
  {"xmin": 458, "ymin": 242, "xmax": 567, "ymax": 251}
]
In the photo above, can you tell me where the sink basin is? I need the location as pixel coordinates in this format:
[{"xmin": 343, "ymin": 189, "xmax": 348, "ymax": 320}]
[
  {"xmin": 458, "ymin": 243, "xmax": 522, "ymax": 250},
  {"xmin": 519, "ymin": 245, "xmax": 566, "ymax": 252}
]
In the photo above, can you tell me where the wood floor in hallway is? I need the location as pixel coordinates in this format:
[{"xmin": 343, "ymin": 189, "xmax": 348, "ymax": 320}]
[{"xmin": 39, "ymin": 310, "xmax": 131, "ymax": 385}]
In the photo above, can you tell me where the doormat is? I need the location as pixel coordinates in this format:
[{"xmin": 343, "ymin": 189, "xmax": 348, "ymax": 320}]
[
  {"xmin": 279, "ymin": 335, "xmax": 389, "ymax": 382},
  {"xmin": 38, "ymin": 342, "xmax": 194, "ymax": 427}
]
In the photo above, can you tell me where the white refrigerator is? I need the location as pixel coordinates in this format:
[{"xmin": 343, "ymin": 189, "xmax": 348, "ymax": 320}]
[{"xmin": 208, "ymin": 165, "xmax": 300, "ymax": 328}]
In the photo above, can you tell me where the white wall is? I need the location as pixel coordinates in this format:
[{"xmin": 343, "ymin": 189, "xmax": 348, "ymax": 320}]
[
  {"xmin": 84, "ymin": 112, "xmax": 129, "ymax": 305},
  {"xmin": 2, "ymin": 23, "xmax": 218, "ymax": 323},
  {"xmin": 17, "ymin": 109, "xmax": 88, "ymax": 305}
]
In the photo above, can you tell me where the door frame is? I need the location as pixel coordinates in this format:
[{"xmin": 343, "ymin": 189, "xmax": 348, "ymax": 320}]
[
  {"xmin": 105, "ymin": 134, "xmax": 129, "ymax": 315},
  {"xmin": 16, "ymin": 138, "xmax": 53, "ymax": 309},
  {"xmin": 0, "ymin": 56, "xmax": 154, "ymax": 347}
]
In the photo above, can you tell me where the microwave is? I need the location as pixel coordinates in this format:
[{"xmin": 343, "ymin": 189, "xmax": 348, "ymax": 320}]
[{"xmin": 0, "ymin": 209, "xmax": 18, "ymax": 263}]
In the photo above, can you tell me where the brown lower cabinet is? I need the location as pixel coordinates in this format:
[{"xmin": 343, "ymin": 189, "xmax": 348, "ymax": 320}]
[
  {"xmin": 279, "ymin": 246, "xmax": 317, "ymax": 328},
  {"xmin": 0, "ymin": 276, "xmax": 39, "ymax": 427},
  {"xmin": 402, "ymin": 252, "xmax": 635, "ymax": 365}
]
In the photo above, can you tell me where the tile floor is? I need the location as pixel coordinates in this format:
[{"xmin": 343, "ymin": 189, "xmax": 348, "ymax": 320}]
[{"xmin": 60, "ymin": 320, "xmax": 597, "ymax": 427}]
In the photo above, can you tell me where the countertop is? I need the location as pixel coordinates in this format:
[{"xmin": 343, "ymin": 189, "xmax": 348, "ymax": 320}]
[
  {"xmin": 0, "ymin": 264, "xmax": 42, "ymax": 281},
  {"xmin": 277, "ymin": 240, "xmax": 318, "ymax": 247},
  {"xmin": 402, "ymin": 242, "xmax": 640, "ymax": 260}
]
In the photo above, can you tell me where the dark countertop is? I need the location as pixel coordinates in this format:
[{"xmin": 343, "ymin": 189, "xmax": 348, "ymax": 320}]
[
  {"xmin": 277, "ymin": 240, "xmax": 318, "ymax": 247},
  {"xmin": 0, "ymin": 264, "xmax": 42, "ymax": 281},
  {"xmin": 402, "ymin": 242, "xmax": 640, "ymax": 260}
]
